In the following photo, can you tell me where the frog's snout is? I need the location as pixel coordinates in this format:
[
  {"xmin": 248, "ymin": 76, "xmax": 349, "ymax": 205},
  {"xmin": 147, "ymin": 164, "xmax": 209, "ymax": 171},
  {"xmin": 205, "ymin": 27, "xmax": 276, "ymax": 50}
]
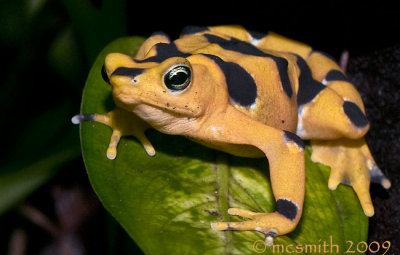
[{"xmin": 103, "ymin": 53, "xmax": 145, "ymax": 88}]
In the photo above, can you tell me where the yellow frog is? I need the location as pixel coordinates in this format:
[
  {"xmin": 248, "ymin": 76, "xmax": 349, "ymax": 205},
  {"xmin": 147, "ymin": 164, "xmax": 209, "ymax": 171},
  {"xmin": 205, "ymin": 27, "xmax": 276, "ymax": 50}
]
[{"xmin": 72, "ymin": 25, "xmax": 390, "ymax": 244}]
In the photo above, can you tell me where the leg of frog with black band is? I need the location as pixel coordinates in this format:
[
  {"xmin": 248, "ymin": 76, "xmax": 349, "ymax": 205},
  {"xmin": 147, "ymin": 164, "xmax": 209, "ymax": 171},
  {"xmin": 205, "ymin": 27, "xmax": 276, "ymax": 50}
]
[
  {"xmin": 196, "ymin": 106, "xmax": 305, "ymax": 245},
  {"xmin": 296, "ymin": 51, "xmax": 391, "ymax": 216}
]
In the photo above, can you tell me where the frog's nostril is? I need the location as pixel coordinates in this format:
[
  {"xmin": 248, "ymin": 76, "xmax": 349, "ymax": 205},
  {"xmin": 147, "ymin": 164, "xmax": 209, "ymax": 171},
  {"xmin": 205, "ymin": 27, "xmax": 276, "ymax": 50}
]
[{"xmin": 101, "ymin": 64, "xmax": 110, "ymax": 84}]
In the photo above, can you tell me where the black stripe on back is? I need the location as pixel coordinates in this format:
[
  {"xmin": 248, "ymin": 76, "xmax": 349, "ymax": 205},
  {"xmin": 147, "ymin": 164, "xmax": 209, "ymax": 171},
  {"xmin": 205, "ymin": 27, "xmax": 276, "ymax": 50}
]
[
  {"xmin": 180, "ymin": 26, "xmax": 209, "ymax": 36},
  {"xmin": 135, "ymin": 43, "xmax": 191, "ymax": 63},
  {"xmin": 204, "ymin": 34, "xmax": 293, "ymax": 98},
  {"xmin": 247, "ymin": 29, "xmax": 267, "ymax": 40},
  {"xmin": 203, "ymin": 54, "xmax": 257, "ymax": 107},
  {"xmin": 325, "ymin": 69, "xmax": 349, "ymax": 82},
  {"xmin": 296, "ymin": 55, "xmax": 325, "ymax": 106},
  {"xmin": 343, "ymin": 101, "xmax": 369, "ymax": 128}
]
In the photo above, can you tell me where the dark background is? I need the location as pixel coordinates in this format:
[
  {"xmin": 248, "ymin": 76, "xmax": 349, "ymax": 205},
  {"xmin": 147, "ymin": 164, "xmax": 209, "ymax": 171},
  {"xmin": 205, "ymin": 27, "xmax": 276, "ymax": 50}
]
[{"xmin": 0, "ymin": 0, "xmax": 399, "ymax": 254}]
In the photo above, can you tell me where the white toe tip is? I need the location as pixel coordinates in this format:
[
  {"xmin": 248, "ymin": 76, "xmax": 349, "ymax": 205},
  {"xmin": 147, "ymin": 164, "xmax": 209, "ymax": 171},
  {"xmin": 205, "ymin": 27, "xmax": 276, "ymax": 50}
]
[
  {"xmin": 265, "ymin": 236, "xmax": 274, "ymax": 246},
  {"xmin": 382, "ymin": 179, "xmax": 391, "ymax": 189},
  {"xmin": 71, "ymin": 115, "xmax": 81, "ymax": 124}
]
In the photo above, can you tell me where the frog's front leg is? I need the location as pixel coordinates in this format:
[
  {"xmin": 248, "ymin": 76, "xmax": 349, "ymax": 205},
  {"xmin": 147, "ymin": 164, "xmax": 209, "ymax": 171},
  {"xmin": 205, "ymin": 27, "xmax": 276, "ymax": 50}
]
[
  {"xmin": 72, "ymin": 107, "xmax": 155, "ymax": 159},
  {"xmin": 200, "ymin": 107, "xmax": 305, "ymax": 244}
]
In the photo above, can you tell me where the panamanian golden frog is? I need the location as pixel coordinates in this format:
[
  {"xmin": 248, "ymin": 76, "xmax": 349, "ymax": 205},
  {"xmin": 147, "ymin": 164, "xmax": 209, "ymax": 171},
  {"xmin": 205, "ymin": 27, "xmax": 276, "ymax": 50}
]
[{"xmin": 72, "ymin": 25, "xmax": 390, "ymax": 244}]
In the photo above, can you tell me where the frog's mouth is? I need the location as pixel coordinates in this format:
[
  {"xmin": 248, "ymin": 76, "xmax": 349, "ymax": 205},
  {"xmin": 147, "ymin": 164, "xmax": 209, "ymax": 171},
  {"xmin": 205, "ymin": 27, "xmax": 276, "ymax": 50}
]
[{"xmin": 114, "ymin": 88, "xmax": 200, "ymax": 118}]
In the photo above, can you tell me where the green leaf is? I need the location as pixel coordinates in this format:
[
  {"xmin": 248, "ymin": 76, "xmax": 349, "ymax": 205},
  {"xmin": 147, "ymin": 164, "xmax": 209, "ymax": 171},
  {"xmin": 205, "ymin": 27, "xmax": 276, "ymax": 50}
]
[{"xmin": 80, "ymin": 37, "xmax": 368, "ymax": 255}]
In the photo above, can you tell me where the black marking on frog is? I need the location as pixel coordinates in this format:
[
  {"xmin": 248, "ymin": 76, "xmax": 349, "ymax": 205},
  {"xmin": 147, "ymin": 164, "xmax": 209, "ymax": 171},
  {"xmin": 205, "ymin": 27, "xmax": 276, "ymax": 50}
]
[
  {"xmin": 343, "ymin": 101, "xmax": 369, "ymax": 128},
  {"xmin": 276, "ymin": 199, "xmax": 298, "ymax": 220},
  {"xmin": 135, "ymin": 43, "xmax": 191, "ymax": 63},
  {"xmin": 204, "ymin": 34, "xmax": 293, "ymax": 98},
  {"xmin": 101, "ymin": 64, "xmax": 110, "ymax": 84},
  {"xmin": 247, "ymin": 29, "xmax": 267, "ymax": 40},
  {"xmin": 72, "ymin": 114, "xmax": 95, "ymax": 124},
  {"xmin": 324, "ymin": 69, "xmax": 349, "ymax": 82},
  {"xmin": 296, "ymin": 55, "xmax": 325, "ymax": 106},
  {"xmin": 180, "ymin": 26, "xmax": 210, "ymax": 36},
  {"xmin": 265, "ymin": 230, "xmax": 277, "ymax": 239},
  {"xmin": 203, "ymin": 54, "xmax": 257, "ymax": 107},
  {"xmin": 226, "ymin": 223, "xmax": 236, "ymax": 230},
  {"xmin": 283, "ymin": 130, "xmax": 305, "ymax": 150},
  {"xmin": 112, "ymin": 67, "xmax": 144, "ymax": 78}
]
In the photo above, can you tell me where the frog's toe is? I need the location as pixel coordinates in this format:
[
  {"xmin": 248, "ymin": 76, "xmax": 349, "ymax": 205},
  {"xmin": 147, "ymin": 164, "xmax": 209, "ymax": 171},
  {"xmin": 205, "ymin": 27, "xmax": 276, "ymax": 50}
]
[
  {"xmin": 71, "ymin": 113, "xmax": 95, "ymax": 124},
  {"xmin": 211, "ymin": 211, "xmax": 298, "ymax": 243},
  {"xmin": 327, "ymin": 161, "xmax": 375, "ymax": 216},
  {"xmin": 210, "ymin": 220, "xmax": 260, "ymax": 231},
  {"xmin": 106, "ymin": 147, "xmax": 117, "ymax": 160},
  {"xmin": 227, "ymin": 207, "xmax": 262, "ymax": 219},
  {"xmin": 136, "ymin": 135, "xmax": 156, "ymax": 156},
  {"xmin": 327, "ymin": 167, "xmax": 345, "ymax": 190},
  {"xmin": 143, "ymin": 144, "xmax": 156, "ymax": 156},
  {"xmin": 105, "ymin": 130, "xmax": 122, "ymax": 160},
  {"xmin": 369, "ymin": 163, "xmax": 391, "ymax": 189},
  {"xmin": 352, "ymin": 179, "xmax": 374, "ymax": 216}
]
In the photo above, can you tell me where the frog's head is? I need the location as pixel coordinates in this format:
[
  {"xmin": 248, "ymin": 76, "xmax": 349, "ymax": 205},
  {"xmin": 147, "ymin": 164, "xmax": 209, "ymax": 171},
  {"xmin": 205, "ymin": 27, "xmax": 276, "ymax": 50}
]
[{"xmin": 102, "ymin": 51, "xmax": 227, "ymax": 134}]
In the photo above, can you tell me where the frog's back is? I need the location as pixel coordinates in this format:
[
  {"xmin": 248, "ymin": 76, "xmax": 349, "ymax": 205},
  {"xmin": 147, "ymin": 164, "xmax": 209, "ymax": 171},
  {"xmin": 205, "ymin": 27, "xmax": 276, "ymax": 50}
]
[
  {"xmin": 172, "ymin": 25, "xmax": 313, "ymax": 132},
  {"xmin": 134, "ymin": 25, "xmax": 360, "ymax": 137}
]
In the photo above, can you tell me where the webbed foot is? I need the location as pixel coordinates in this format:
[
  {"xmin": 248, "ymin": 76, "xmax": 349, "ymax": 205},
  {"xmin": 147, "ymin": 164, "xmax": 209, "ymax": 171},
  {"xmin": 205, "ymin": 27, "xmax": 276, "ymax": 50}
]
[
  {"xmin": 311, "ymin": 138, "xmax": 390, "ymax": 216},
  {"xmin": 72, "ymin": 108, "xmax": 155, "ymax": 159}
]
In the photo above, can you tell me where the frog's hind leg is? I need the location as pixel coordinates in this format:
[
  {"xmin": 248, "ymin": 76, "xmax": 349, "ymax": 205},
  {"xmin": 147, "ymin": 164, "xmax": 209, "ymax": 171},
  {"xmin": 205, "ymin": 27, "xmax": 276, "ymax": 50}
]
[
  {"xmin": 72, "ymin": 108, "xmax": 155, "ymax": 159},
  {"xmin": 296, "ymin": 51, "xmax": 390, "ymax": 216},
  {"xmin": 296, "ymin": 53, "xmax": 370, "ymax": 140}
]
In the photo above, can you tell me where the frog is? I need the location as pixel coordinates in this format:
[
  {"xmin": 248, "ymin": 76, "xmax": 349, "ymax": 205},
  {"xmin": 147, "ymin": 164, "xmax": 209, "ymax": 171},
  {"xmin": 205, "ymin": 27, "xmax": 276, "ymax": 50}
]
[{"xmin": 72, "ymin": 25, "xmax": 391, "ymax": 244}]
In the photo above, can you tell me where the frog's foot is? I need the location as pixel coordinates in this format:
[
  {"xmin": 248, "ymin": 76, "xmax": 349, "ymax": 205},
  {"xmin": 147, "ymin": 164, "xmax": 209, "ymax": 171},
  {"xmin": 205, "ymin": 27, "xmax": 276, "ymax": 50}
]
[
  {"xmin": 211, "ymin": 208, "xmax": 298, "ymax": 246},
  {"xmin": 311, "ymin": 138, "xmax": 390, "ymax": 217},
  {"xmin": 72, "ymin": 108, "xmax": 155, "ymax": 159}
]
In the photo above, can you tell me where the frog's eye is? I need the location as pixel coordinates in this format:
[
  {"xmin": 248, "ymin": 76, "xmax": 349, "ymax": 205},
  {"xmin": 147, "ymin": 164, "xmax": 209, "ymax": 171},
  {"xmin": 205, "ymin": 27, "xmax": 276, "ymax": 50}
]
[{"xmin": 163, "ymin": 65, "xmax": 192, "ymax": 92}]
